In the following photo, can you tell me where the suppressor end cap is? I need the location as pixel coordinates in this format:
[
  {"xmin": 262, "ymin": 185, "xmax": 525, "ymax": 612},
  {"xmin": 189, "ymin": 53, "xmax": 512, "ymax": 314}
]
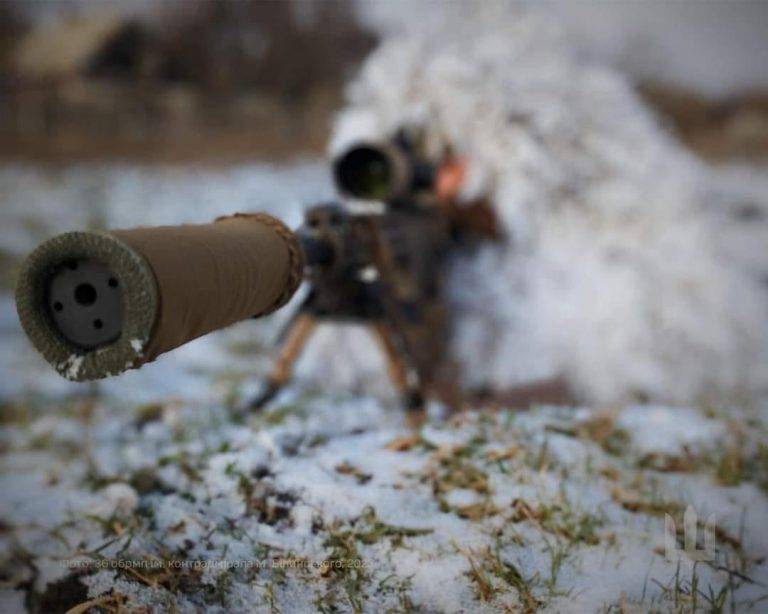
[{"xmin": 15, "ymin": 231, "xmax": 158, "ymax": 381}]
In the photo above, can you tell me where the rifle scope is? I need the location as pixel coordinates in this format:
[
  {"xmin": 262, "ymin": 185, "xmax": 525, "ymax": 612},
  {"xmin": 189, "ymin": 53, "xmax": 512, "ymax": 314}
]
[
  {"xmin": 15, "ymin": 213, "xmax": 303, "ymax": 381},
  {"xmin": 333, "ymin": 142, "xmax": 436, "ymax": 201}
]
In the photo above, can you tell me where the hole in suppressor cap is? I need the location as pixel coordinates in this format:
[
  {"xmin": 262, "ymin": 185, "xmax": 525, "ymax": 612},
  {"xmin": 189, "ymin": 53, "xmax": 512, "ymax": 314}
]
[
  {"xmin": 74, "ymin": 283, "xmax": 97, "ymax": 306},
  {"xmin": 46, "ymin": 259, "xmax": 123, "ymax": 349}
]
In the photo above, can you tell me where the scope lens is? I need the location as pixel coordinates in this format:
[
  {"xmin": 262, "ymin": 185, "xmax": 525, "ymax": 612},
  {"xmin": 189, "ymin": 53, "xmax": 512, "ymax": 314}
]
[{"xmin": 333, "ymin": 146, "xmax": 392, "ymax": 200}]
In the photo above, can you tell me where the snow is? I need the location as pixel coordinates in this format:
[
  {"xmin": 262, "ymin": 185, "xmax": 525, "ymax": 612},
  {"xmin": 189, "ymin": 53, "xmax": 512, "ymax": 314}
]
[
  {"xmin": 0, "ymin": 396, "xmax": 768, "ymax": 611},
  {"xmin": 90, "ymin": 483, "xmax": 140, "ymax": 519},
  {"xmin": 59, "ymin": 354, "xmax": 84, "ymax": 380},
  {"xmin": 0, "ymin": 349, "xmax": 767, "ymax": 609},
  {"xmin": 616, "ymin": 405, "xmax": 726, "ymax": 457}
]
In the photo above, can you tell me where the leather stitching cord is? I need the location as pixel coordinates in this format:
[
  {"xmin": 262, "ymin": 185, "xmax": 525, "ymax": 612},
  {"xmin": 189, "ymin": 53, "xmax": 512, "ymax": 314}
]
[{"xmin": 216, "ymin": 212, "xmax": 304, "ymax": 316}]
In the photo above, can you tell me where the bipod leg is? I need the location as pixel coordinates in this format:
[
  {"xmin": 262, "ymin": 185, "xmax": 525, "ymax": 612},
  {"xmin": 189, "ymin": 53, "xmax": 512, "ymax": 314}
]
[
  {"xmin": 370, "ymin": 321, "xmax": 426, "ymax": 429},
  {"xmin": 249, "ymin": 313, "xmax": 317, "ymax": 411}
]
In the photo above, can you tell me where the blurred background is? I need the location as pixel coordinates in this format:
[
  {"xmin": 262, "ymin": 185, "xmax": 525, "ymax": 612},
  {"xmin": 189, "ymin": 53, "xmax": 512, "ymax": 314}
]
[
  {"xmin": 2, "ymin": 0, "xmax": 767, "ymax": 401},
  {"xmin": 0, "ymin": 0, "xmax": 767, "ymax": 165},
  {"xmin": 0, "ymin": 0, "xmax": 376, "ymax": 163},
  {"xmin": 0, "ymin": 0, "xmax": 766, "ymax": 374}
]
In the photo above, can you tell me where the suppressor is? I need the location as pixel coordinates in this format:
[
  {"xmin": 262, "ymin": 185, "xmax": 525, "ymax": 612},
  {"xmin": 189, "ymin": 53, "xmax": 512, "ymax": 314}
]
[{"xmin": 15, "ymin": 213, "xmax": 303, "ymax": 381}]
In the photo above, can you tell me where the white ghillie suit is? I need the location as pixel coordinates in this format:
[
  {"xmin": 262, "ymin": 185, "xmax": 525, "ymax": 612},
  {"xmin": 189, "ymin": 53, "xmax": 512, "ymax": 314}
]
[{"xmin": 321, "ymin": 6, "xmax": 768, "ymax": 406}]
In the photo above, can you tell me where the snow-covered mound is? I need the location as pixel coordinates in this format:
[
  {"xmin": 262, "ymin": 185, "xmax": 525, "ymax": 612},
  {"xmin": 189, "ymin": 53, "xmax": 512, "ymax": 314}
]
[{"xmin": 331, "ymin": 5, "xmax": 768, "ymax": 406}]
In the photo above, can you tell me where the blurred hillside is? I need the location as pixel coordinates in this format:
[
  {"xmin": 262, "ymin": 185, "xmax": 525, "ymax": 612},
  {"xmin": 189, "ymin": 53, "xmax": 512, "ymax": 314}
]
[
  {"xmin": 639, "ymin": 82, "xmax": 768, "ymax": 163},
  {"xmin": 0, "ymin": 0, "xmax": 376, "ymax": 162},
  {"xmin": 1, "ymin": 1, "xmax": 767, "ymax": 164}
]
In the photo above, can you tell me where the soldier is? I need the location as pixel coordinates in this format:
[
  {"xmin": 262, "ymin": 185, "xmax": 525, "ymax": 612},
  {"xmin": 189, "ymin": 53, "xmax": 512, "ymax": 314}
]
[{"xmin": 251, "ymin": 128, "xmax": 501, "ymax": 425}]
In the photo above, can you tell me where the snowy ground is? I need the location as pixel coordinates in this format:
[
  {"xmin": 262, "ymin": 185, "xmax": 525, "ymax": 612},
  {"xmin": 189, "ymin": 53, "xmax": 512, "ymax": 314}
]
[{"xmin": 1, "ymin": 163, "xmax": 768, "ymax": 612}]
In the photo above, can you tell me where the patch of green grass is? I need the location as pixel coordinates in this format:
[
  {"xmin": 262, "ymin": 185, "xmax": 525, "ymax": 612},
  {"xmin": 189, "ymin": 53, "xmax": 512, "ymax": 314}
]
[
  {"xmin": 316, "ymin": 507, "xmax": 432, "ymax": 612},
  {"xmin": 504, "ymin": 494, "xmax": 603, "ymax": 602},
  {"xmin": 601, "ymin": 428, "xmax": 631, "ymax": 457},
  {"xmin": 262, "ymin": 580, "xmax": 279, "ymax": 613},
  {"xmin": 158, "ymin": 453, "xmax": 203, "ymax": 483},
  {"xmin": 318, "ymin": 528, "xmax": 368, "ymax": 613},
  {"xmin": 713, "ymin": 442, "xmax": 768, "ymax": 493},
  {"xmin": 236, "ymin": 472, "xmax": 297, "ymax": 525},
  {"xmin": 375, "ymin": 573, "xmax": 415, "ymax": 611},
  {"xmin": 431, "ymin": 447, "xmax": 490, "ymax": 493},
  {"xmin": 464, "ymin": 545, "xmax": 541, "ymax": 611},
  {"xmin": 649, "ymin": 560, "xmax": 743, "ymax": 614},
  {"xmin": 510, "ymin": 496, "xmax": 604, "ymax": 546},
  {"xmin": 257, "ymin": 401, "xmax": 309, "ymax": 427},
  {"xmin": 427, "ymin": 447, "xmax": 498, "ymax": 519},
  {"xmin": 26, "ymin": 432, "xmax": 82, "ymax": 458},
  {"xmin": 330, "ymin": 506, "xmax": 432, "ymax": 547},
  {"xmin": 610, "ymin": 476, "xmax": 685, "ymax": 519},
  {"xmin": 517, "ymin": 435, "xmax": 561, "ymax": 473},
  {"xmin": 546, "ymin": 413, "xmax": 631, "ymax": 458},
  {"xmin": 543, "ymin": 537, "xmax": 572, "ymax": 599},
  {"xmin": 81, "ymin": 465, "xmax": 120, "ymax": 491},
  {"xmin": 541, "ymin": 505, "xmax": 602, "ymax": 546}
]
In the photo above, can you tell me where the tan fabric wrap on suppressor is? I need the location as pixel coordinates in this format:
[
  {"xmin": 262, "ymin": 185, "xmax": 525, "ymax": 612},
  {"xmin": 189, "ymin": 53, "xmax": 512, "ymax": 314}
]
[{"xmin": 112, "ymin": 212, "xmax": 303, "ymax": 364}]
